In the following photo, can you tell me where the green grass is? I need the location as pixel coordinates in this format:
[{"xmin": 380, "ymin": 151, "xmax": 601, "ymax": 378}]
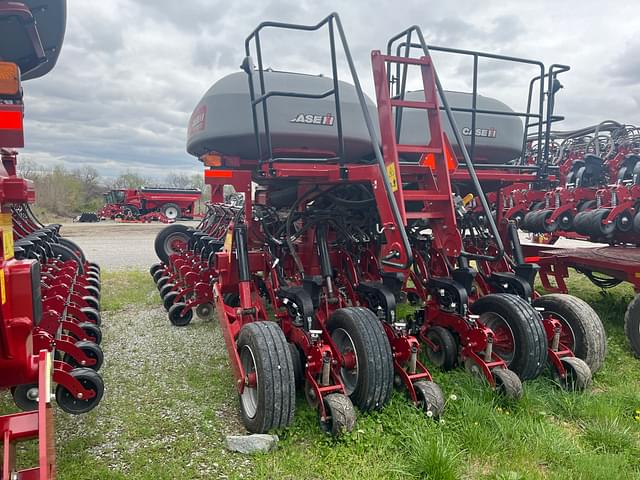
[{"xmin": 2, "ymin": 270, "xmax": 640, "ymax": 479}]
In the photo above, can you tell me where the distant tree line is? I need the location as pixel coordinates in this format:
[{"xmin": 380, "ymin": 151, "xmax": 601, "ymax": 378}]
[{"xmin": 16, "ymin": 161, "xmax": 206, "ymax": 218}]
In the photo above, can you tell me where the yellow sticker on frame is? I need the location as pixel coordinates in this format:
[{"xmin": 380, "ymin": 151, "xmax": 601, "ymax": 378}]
[
  {"xmin": 0, "ymin": 269, "xmax": 6, "ymax": 305},
  {"xmin": 0, "ymin": 213, "xmax": 13, "ymax": 259},
  {"xmin": 386, "ymin": 163, "xmax": 399, "ymax": 192}
]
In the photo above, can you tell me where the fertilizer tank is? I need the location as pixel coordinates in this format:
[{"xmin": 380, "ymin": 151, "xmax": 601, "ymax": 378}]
[{"xmin": 188, "ymin": 71, "xmax": 524, "ymax": 164}]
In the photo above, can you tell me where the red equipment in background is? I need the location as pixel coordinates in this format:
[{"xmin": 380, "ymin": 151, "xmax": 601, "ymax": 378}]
[{"xmin": 98, "ymin": 187, "xmax": 201, "ymax": 221}]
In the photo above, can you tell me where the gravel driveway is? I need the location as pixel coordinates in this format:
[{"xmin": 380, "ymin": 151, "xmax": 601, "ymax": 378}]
[{"xmin": 59, "ymin": 220, "xmax": 200, "ymax": 269}]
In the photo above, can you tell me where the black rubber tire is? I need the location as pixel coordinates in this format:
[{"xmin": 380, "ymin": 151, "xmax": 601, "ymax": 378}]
[
  {"xmin": 195, "ymin": 302, "xmax": 215, "ymax": 320},
  {"xmin": 326, "ymin": 307, "xmax": 394, "ymax": 411},
  {"xmin": 80, "ymin": 307, "xmax": 101, "ymax": 327},
  {"xmin": 425, "ymin": 326, "xmax": 458, "ymax": 371},
  {"xmin": 123, "ymin": 205, "xmax": 140, "ymax": 217},
  {"xmin": 150, "ymin": 263, "xmax": 163, "ymax": 277},
  {"xmin": 154, "ymin": 224, "xmax": 191, "ymax": 264},
  {"xmin": 555, "ymin": 356, "xmax": 592, "ymax": 391},
  {"xmin": 78, "ymin": 322, "xmax": 102, "ymax": 345},
  {"xmin": 12, "ymin": 384, "xmax": 39, "ymax": 411},
  {"xmin": 538, "ymin": 210, "xmax": 558, "ymax": 233},
  {"xmin": 159, "ymin": 283, "xmax": 175, "ymax": 299},
  {"xmin": 493, "ymin": 368, "xmax": 523, "ymax": 400},
  {"xmin": 236, "ymin": 321, "xmax": 296, "ymax": 433},
  {"xmin": 152, "ymin": 269, "xmax": 165, "ymax": 283},
  {"xmin": 533, "ymin": 293, "xmax": 607, "ymax": 373},
  {"xmin": 168, "ymin": 303, "xmax": 193, "ymax": 326},
  {"xmin": 50, "ymin": 243, "xmax": 85, "ymax": 274},
  {"xmin": 82, "ymin": 295, "xmax": 99, "ymax": 310},
  {"xmin": 624, "ymin": 294, "xmax": 640, "ymax": 358},
  {"xmin": 318, "ymin": 393, "xmax": 356, "ymax": 437},
  {"xmin": 163, "ymin": 292, "xmax": 178, "ymax": 312},
  {"xmin": 413, "ymin": 380, "xmax": 445, "ymax": 418},
  {"xmin": 223, "ymin": 293, "xmax": 240, "ymax": 307},
  {"xmin": 63, "ymin": 340, "xmax": 104, "ymax": 371},
  {"xmin": 157, "ymin": 276, "xmax": 170, "ymax": 290},
  {"xmin": 589, "ymin": 208, "xmax": 615, "ymax": 237},
  {"xmin": 471, "ymin": 294, "xmax": 547, "ymax": 381},
  {"xmin": 84, "ymin": 285, "xmax": 100, "ymax": 300},
  {"xmin": 55, "ymin": 368, "xmax": 104, "ymax": 414},
  {"xmin": 57, "ymin": 237, "xmax": 87, "ymax": 263},
  {"xmin": 161, "ymin": 203, "xmax": 181, "ymax": 220},
  {"xmin": 289, "ymin": 343, "xmax": 304, "ymax": 388}
]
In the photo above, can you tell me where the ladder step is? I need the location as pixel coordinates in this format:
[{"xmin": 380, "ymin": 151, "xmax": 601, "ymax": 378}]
[
  {"xmin": 390, "ymin": 99, "xmax": 437, "ymax": 109},
  {"xmin": 406, "ymin": 211, "xmax": 446, "ymax": 220},
  {"xmin": 380, "ymin": 54, "xmax": 431, "ymax": 66},
  {"xmin": 403, "ymin": 192, "xmax": 450, "ymax": 202},
  {"xmin": 396, "ymin": 144, "xmax": 442, "ymax": 154}
]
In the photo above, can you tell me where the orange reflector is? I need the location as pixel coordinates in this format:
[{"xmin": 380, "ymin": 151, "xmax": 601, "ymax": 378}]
[
  {"xmin": 0, "ymin": 62, "xmax": 20, "ymax": 96},
  {"xmin": 202, "ymin": 154, "xmax": 222, "ymax": 167},
  {"xmin": 442, "ymin": 133, "xmax": 459, "ymax": 171},
  {"xmin": 419, "ymin": 153, "xmax": 436, "ymax": 169},
  {"xmin": 0, "ymin": 111, "xmax": 22, "ymax": 130},
  {"xmin": 205, "ymin": 169, "xmax": 233, "ymax": 178}
]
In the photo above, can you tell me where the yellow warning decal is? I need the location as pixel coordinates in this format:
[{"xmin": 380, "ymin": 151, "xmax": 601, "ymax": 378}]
[
  {"xmin": 0, "ymin": 213, "xmax": 13, "ymax": 259},
  {"xmin": 386, "ymin": 163, "xmax": 399, "ymax": 192},
  {"xmin": 0, "ymin": 269, "xmax": 6, "ymax": 305},
  {"xmin": 224, "ymin": 229, "xmax": 234, "ymax": 265}
]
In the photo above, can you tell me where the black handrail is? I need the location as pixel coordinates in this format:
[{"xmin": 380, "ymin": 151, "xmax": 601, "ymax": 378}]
[
  {"xmin": 242, "ymin": 12, "xmax": 412, "ymax": 270},
  {"xmin": 387, "ymin": 27, "xmax": 506, "ymax": 263}
]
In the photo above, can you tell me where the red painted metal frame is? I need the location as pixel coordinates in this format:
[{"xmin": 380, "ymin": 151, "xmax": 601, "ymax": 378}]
[{"xmin": 0, "ymin": 350, "xmax": 55, "ymax": 480}]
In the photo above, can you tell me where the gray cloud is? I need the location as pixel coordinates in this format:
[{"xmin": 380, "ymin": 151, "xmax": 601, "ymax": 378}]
[{"xmin": 17, "ymin": 0, "xmax": 640, "ymax": 179}]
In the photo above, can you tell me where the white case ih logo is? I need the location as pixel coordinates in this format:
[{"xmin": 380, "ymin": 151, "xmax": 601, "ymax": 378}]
[
  {"xmin": 290, "ymin": 113, "xmax": 335, "ymax": 126},
  {"xmin": 462, "ymin": 127, "xmax": 497, "ymax": 138}
]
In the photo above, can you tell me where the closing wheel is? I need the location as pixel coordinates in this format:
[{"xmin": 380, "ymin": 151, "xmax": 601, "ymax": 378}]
[
  {"xmin": 589, "ymin": 208, "xmax": 615, "ymax": 237},
  {"xmin": 413, "ymin": 380, "xmax": 445, "ymax": 418},
  {"xmin": 492, "ymin": 368, "xmax": 523, "ymax": 400},
  {"xmin": 84, "ymin": 285, "xmax": 100, "ymax": 300},
  {"xmin": 162, "ymin": 203, "xmax": 180, "ymax": 220},
  {"xmin": 63, "ymin": 340, "xmax": 104, "ymax": 371},
  {"xmin": 168, "ymin": 303, "xmax": 193, "ymax": 326},
  {"xmin": 318, "ymin": 393, "xmax": 356, "ymax": 437},
  {"xmin": 152, "ymin": 269, "xmax": 165, "ymax": 283},
  {"xmin": 554, "ymin": 357, "xmax": 592, "ymax": 391},
  {"xmin": 12, "ymin": 384, "xmax": 39, "ymax": 411},
  {"xmin": 327, "ymin": 307, "xmax": 394, "ymax": 411},
  {"xmin": 471, "ymin": 294, "xmax": 548, "ymax": 381},
  {"xmin": 157, "ymin": 276, "xmax": 170, "ymax": 290},
  {"xmin": 78, "ymin": 322, "xmax": 102, "ymax": 345},
  {"xmin": 163, "ymin": 291, "xmax": 178, "ymax": 311},
  {"xmin": 533, "ymin": 294, "xmax": 607, "ymax": 373},
  {"xmin": 81, "ymin": 295, "xmax": 99, "ymax": 311},
  {"xmin": 537, "ymin": 210, "xmax": 558, "ymax": 233},
  {"xmin": 237, "ymin": 321, "xmax": 296, "ymax": 433},
  {"xmin": 624, "ymin": 294, "xmax": 640, "ymax": 358},
  {"xmin": 80, "ymin": 307, "xmax": 101, "ymax": 327},
  {"xmin": 195, "ymin": 302, "xmax": 215, "ymax": 320},
  {"xmin": 55, "ymin": 368, "xmax": 104, "ymax": 414},
  {"xmin": 557, "ymin": 211, "xmax": 574, "ymax": 231},
  {"xmin": 159, "ymin": 283, "xmax": 175, "ymax": 299},
  {"xmin": 425, "ymin": 326, "xmax": 458, "ymax": 371},
  {"xmin": 154, "ymin": 224, "xmax": 192, "ymax": 263},
  {"xmin": 616, "ymin": 210, "xmax": 633, "ymax": 233},
  {"xmin": 150, "ymin": 263, "xmax": 163, "ymax": 277}
]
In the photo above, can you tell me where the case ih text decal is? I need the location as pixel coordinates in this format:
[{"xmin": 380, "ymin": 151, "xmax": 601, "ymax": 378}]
[
  {"xmin": 290, "ymin": 113, "xmax": 335, "ymax": 126},
  {"xmin": 462, "ymin": 126, "xmax": 497, "ymax": 138}
]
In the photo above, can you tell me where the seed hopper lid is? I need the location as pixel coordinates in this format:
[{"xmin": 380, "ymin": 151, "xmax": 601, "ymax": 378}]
[{"xmin": 0, "ymin": 0, "xmax": 66, "ymax": 80}]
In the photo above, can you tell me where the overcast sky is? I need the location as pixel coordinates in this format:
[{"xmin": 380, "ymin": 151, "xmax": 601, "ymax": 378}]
[{"xmin": 19, "ymin": 0, "xmax": 640, "ymax": 180}]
